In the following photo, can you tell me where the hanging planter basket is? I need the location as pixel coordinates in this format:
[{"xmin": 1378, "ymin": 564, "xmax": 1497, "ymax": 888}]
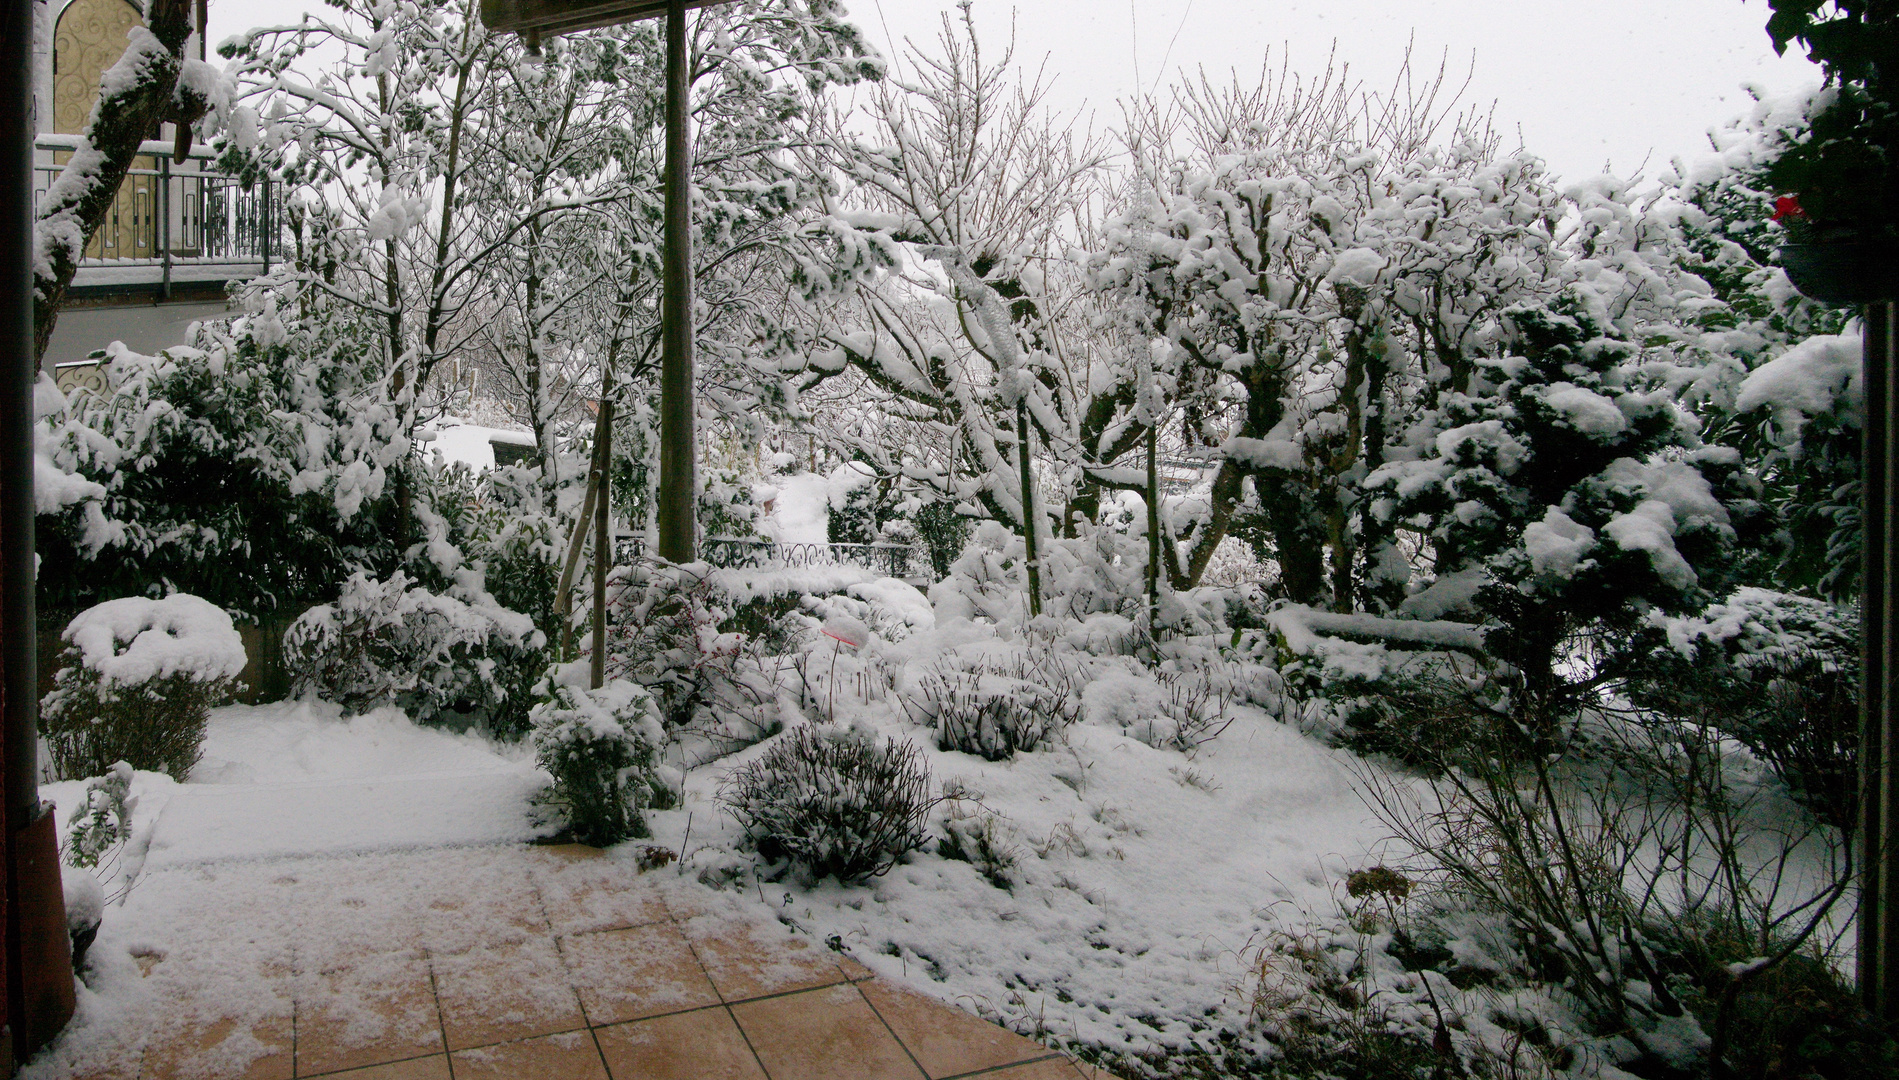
[{"xmin": 1779, "ymin": 230, "xmax": 1899, "ymax": 306}]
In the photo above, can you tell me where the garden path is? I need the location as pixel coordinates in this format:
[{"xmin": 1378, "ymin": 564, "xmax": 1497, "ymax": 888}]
[{"xmin": 29, "ymin": 843, "xmax": 1119, "ymax": 1080}]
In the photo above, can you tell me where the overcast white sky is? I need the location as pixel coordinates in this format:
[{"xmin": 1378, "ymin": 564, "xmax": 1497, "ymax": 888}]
[{"xmin": 208, "ymin": 0, "xmax": 1821, "ymax": 183}]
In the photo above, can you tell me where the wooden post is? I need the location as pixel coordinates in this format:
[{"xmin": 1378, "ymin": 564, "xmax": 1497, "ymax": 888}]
[
  {"xmin": 1146, "ymin": 420, "xmax": 1160, "ymax": 629},
  {"xmin": 1862, "ymin": 299, "xmax": 1898, "ymax": 1020},
  {"xmin": 1016, "ymin": 400, "xmax": 1041, "ymax": 619},
  {"xmin": 654, "ymin": 0, "xmax": 696, "ymax": 562},
  {"xmin": 591, "ymin": 367, "xmax": 613, "ymax": 690}
]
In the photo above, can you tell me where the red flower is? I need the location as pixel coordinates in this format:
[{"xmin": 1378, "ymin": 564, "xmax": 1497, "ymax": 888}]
[{"xmin": 1772, "ymin": 195, "xmax": 1807, "ymax": 223}]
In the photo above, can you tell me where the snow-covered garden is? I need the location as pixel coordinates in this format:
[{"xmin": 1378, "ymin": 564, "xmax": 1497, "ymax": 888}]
[{"xmin": 24, "ymin": 0, "xmax": 1899, "ymax": 1077}]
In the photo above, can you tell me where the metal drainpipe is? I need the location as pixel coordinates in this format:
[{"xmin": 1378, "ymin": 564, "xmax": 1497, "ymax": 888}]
[
  {"xmin": 160, "ymin": 153, "xmax": 172, "ymax": 301},
  {"xmin": 261, "ymin": 175, "xmax": 271, "ymax": 275}
]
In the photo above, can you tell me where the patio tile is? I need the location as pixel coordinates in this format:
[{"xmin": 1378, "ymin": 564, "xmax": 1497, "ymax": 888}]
[
  {"xmin": 430, "ymin": 936, "xmax": 586, "ymax": 1051},
  {"xmin": 559, "ymin": 921, "xmax": 721, "ymax": 1024},
  {"xmin": 679, "ymin": 914, "xmax": 851, "ymax": 1001},
  {"xmin": 293, "ymin": 958, "xmax": 445, "ymax": 1077},
  {"xmin": 594, "ymin": 1007, "xmax": 768, "ymax": 1080},
  {"xmin": 300, "ymin": 1054, "xmax": 452, "ymax": 1079},
  {"xmin": 858, "ymin": 978, "xmax": 1049, "ymax": 1078},
  {"xmin": 450, "ymin": 1030, "xmax": 609, "ymax": 1080},
  {"xmin": 139, "ymin": 1013, "xmax": 294, "ymax": 1080},
  {"xmin": 729, "ymin": 983, "xmax": 925, "ymax": 1080}
]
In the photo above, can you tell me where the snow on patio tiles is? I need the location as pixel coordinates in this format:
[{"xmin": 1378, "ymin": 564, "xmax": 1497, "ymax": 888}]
[
  {"xmin": 428, "ymin": 937, "xmax": 585, "ymax": 1051},
  {"xmin": 679, "ymin": 909, "xmax": 857, "ymax": 1001},
  {"xmin": 303, "ymin": 1058, "xmax": 451, "ymax": 1079},
  {"xmin": 727, "ymin": 982, "xmax": 926, "ymax": 1080},
  {"xmin": 448, "ymin": 1029, "xmax": 609, "ymax": 1080},
  {"xmin": 22, "ymin": 839, "xmax": 1123, "ymax": 1080},
  {"xmin": 530, "ymin": 847, "xmax": 673, "ymax": 935},
  {"xmin": 137, "ymin": 1013, "xmax": 293, "ymax": 1080},
  {"xmin": 591, "ymin": 1007, "xmax": 768, "ymax": 1080},
  {"xmin": 556, "ymin": 920, "xmax": 724, "ymax": 1024},
  {"xmin": 292, "ymin": 955, "xmax": 445, "ymax": 1076}
]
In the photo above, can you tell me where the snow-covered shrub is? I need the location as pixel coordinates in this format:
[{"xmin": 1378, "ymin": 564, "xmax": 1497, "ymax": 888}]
[
  {"xmin": 283, "ymin": 570, "xmax": 543, "ymax": 735},
  {"xmin": 805, "ymin": 577, "xmax": 935, "ymax": 644},
  {"xmin": 701, "ymin": 468, "xmax": 764, "ymax": 540},
  {"xmin": 62, "ymin": 763, "xmax": 135, "ymax": 874},
  {"xmin": 902, "ymin": 645, "xmax": 1083, "ymax": 760},
  {"xmin": 930, "ymin": 522, "xmax": 1152, "ymax": 627},
  {"xmin": 1153, "ymin": 665, "xmax": 1238, "ymax": 752},
  {"xmin": 937, "ymin": 801, "xmax": 1017, "ymax": 889},
  {"xmin": 719, "ymin": 724, "xmax": 935, "ymax": 883},
  {"xmin": 1628, "ymin": 587, "xmax": 1859, "ymax": 828},
  {"xmin": 530, "ymin": 678, "xmax": 668, "ymax": 848},
  {"xmin": 826, "ymin": 461, "xmax": 883, "ymax": 545},
  {"xmin": 41, "ymin": 595, "xmax": 246, "ymax": 779},
  {"xmin": 61, "ymin": 763, "xmax": 139, "ymax": 971},
  {"xmin": 35, "ymin": 310, "xmax": 412, "ymax": 624},
  {"xmin": 1356, "ymin": 683, "xmax": 1863, "ymax": 1075},
  {"xmin": 460, "ymin": 463, "xmax": 566, "ymax": 644},
  {"xmin": 606, "ymin": 562, "xmax": 791, "ymax": 746},
  {"xmin": 912, "ymin": 499, "xmax": 970, "ymax": 580}
]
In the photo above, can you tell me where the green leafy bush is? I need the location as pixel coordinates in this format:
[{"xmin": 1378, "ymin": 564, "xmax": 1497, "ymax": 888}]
[
  {"xmin": 719, "ymin": 725, "xmax": 935, "ymax": 883},
  {"xmin": 283, "ymin": 570, "xmax": 544, "ymax": 736},
  {"xmin": 531, "ymin": 678, "xmax": 669, "ymax": 848},
  {"xmin": 41, "ymin": 595, "xmax": 246, "ymax": 780}
]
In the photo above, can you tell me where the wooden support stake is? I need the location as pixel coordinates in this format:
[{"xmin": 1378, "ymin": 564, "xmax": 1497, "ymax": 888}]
[
  {"xmin": 1016, "ymin": 400, "xmax": 1041, "ymax": 619},
  {"xmin": 556, "ymin": 405, "xmax": 610, "ymax": 662},
  {"xmin": 1146, "ymin": 420, "xmax": 1160, "ymax": 630}
]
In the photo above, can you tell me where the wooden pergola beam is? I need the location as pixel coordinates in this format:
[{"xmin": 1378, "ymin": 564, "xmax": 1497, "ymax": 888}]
[{"xmin": 479, "ymin": 0, "xmax": 720, "ymax": 38}]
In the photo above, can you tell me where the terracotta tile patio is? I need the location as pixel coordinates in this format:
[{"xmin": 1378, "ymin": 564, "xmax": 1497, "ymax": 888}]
[{"xmin": 117, "ymin": 845, "xmax": 1119, "ymax": 1080}]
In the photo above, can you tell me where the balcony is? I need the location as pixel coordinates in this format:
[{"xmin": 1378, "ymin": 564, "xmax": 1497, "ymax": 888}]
[{"xmin": 34, "ymin": 134, "xmax": 277, "ymax": 303}]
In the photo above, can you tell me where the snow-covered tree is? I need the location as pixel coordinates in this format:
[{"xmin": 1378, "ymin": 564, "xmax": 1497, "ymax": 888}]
[
  {"xmin": 1092, "ymin": 57, "xmax": 1558, "ymax": 605},
  {"xmin": 787, "ymin": 4, "xmax": 1121, "ymax": 590}
]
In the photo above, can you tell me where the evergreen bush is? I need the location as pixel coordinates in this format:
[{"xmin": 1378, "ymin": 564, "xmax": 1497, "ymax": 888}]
[
  {"xmin": 283, "ymin": 570, "xmax": 544, "ymax": 736},
  {"xmin": 531, "ymin": 678, "xmax": 668, "ymax": 848},
  {"xmin": 41, "ymin": 595, "xmax": 246, "ymax": 780},
  {"xmin": 719, "ymin": 725, "xmax": 935, "ymax": 883}
]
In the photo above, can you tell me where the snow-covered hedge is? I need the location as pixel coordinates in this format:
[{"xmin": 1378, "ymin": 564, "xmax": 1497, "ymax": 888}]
[
  {"xmin": 41, "ymin": 594, "xmax": 245, "ymax": 779},
  {"xmin": 283, "ymin": 570, "xmax": 543, "ymax": 736},
  {"xmin": 531, "ymin": 677, "xmax": 669, "ymax": 848}
]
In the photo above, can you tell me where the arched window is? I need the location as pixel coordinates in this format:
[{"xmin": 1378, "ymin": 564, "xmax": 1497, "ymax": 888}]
[{"xmin": 52, "ymin": 0, "xmax": 145, "ymax": 136}]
